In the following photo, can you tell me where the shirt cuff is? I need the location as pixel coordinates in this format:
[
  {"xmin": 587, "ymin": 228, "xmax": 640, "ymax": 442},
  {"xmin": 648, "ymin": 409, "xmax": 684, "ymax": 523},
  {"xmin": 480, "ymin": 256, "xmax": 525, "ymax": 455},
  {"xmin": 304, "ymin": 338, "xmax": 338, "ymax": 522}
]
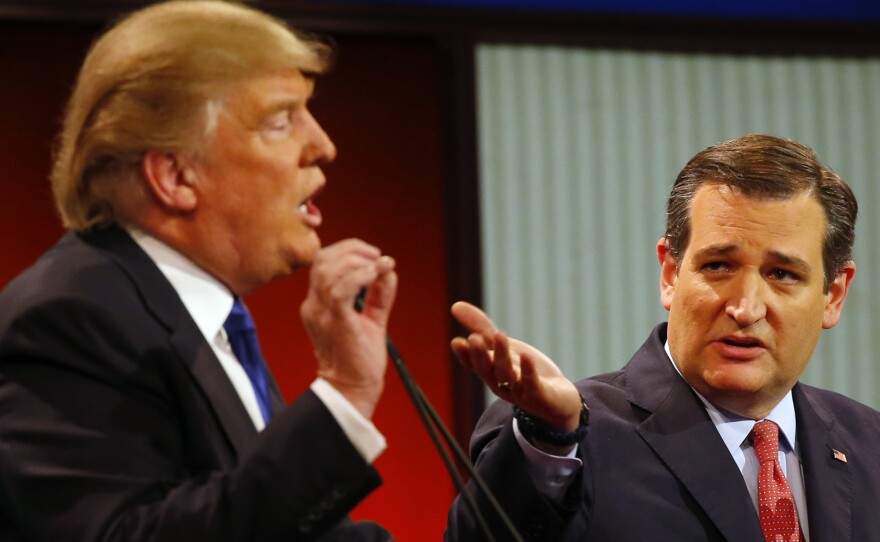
[
  {"xmin": 513, "ymin": 417, "xmax": 582, "ymax": 504},
  {"xmin": 310, "ymin": 378, "xmax": 387, "ymax": 464}
]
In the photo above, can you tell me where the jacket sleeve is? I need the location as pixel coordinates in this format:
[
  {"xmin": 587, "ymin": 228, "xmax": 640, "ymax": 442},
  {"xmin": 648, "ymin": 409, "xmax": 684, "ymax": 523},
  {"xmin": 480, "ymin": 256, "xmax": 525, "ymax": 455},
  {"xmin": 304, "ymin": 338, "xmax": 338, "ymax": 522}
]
[{"xmin": 444, "ymin": 398, "xmax": 584, "ymax": 542}]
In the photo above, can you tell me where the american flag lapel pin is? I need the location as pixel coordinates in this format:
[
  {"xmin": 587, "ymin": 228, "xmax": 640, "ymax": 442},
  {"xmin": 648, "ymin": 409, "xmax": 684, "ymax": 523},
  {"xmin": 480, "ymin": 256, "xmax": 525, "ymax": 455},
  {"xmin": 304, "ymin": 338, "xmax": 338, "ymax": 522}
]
[{"xmin": 832, "ymin": 449, "xmax": 847, "ymax": 463}]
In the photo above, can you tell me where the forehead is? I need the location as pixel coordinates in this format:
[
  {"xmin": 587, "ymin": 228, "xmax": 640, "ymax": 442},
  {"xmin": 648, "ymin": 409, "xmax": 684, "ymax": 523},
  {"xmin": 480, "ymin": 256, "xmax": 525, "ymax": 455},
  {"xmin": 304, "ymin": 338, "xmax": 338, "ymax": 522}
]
[
  {"xmin": 221, "ymin": 70, "xmax": 314, "ymax": 118},
  {"xmin": 686, "ymin": 184, "xmax": 826, "ymax": 260}
]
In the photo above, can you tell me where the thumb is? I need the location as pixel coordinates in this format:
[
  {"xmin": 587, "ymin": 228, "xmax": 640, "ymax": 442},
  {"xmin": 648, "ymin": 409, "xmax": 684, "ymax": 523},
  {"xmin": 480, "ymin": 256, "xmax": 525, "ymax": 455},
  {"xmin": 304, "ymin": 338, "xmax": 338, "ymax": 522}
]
[{"xmin": 362, "ymin": 265, "xmax": 397, "ymax": 325}]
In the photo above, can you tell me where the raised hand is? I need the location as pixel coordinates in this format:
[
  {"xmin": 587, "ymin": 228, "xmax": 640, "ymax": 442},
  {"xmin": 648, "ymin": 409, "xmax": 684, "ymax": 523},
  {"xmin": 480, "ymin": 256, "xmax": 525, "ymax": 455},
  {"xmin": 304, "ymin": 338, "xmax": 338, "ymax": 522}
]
[
  {"xmin": 450, "ymin": 301, "xmax": 582, "ymax": 433},
  {"xmin": 301, "ymin": 238, "xmax": 398, "ymax": 419}
]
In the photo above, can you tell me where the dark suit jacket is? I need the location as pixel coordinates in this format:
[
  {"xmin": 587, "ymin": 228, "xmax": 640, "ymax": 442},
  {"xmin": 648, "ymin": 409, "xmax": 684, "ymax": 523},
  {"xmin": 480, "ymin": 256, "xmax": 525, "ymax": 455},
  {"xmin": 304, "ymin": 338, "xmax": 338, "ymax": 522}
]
[
  {"xmin": 446, "ymin": 323, "xmax": 880, "ymax": 541},
  {"xmin": 0, "ymin": 227, "xmax": 389, "ymax": 541}
]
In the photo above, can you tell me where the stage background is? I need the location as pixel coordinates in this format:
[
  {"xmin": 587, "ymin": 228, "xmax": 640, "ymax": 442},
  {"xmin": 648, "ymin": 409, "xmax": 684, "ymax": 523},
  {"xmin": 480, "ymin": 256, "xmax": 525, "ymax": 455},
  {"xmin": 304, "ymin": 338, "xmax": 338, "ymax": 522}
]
[{"xmin": 1, "ymin": 1, "xmax": 878, "ymax": 539}]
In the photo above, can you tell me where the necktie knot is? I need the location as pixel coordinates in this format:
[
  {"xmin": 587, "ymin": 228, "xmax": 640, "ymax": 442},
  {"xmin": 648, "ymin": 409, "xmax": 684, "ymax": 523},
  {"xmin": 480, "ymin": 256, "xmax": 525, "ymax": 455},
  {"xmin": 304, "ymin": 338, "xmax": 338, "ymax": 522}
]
[
  {"xmin": 749, "ymin": 419, "xmax": 781, "ymax": 464},
  {"xmin": 224, "ymin": 298, "xmax": 255, "ymax": 335}
]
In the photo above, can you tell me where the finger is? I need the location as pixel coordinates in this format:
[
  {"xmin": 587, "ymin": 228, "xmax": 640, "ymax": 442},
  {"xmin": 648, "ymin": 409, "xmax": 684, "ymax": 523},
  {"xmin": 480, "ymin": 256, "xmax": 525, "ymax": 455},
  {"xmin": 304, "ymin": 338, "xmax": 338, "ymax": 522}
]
[
  {"xmin": 362, "ymin": 256, "xmax": 397, "ymax": 303},
  {"xmin": 362, "ymin": 265, "xmax": 398, "ymax": 325},
  {"xmin": 491, "ymin": 332, "xmax": 520, "ymax": 395},
  {"xmin": 318, "ymin": 238, "xmax": 382, "ymax": 260},
  {"xmin": 451, "ymin": 301, "xmax": 498, "ymax": 338},
  {"xmin": 374, "ymin": 254, "xmax": 396, "ymax": 274},
  {"xmin": 309, "ymin": 240, "xmax": 384, "ymax": 288},
  {"xmin": 326, "ymin": 267, "xmax": 381, "ymax": 309},
  {"xmin": 321, "ymin": 255, "xmax": 395, "ymax": 312},
  {"xmin": 450, "ymin": 337, "xmax": 473, "ymax": 370},
  {"xmin": 466, "ymin": 333, "xmax": 497, "ymax": 388}
]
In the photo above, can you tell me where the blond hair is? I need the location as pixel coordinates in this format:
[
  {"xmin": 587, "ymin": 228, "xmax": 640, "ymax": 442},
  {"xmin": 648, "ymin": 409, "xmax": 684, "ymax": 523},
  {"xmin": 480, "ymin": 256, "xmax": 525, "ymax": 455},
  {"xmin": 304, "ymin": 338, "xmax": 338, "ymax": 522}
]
[{"xmin": 51, "ymin": 0, "xmax": 332, "ymax": 230}]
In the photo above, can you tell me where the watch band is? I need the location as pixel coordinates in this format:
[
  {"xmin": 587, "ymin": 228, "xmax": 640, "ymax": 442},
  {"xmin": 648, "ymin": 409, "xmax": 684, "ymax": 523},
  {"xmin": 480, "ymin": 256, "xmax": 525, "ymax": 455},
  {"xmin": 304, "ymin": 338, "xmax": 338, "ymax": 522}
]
[{"xmin": 513, "ymin": 394, "xmax": 590, "ymax": 447}]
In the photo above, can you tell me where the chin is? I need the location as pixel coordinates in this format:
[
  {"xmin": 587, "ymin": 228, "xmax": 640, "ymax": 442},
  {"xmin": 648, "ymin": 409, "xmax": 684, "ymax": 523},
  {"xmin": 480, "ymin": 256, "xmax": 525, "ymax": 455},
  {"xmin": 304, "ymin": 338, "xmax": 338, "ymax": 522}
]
[
  {"xmin": 286, "ymin": 234, "xmax": 322, "ymax": 265},
  {"xmin": 705, "ymin": 373, "xmax": 768, "ymax": 398}
]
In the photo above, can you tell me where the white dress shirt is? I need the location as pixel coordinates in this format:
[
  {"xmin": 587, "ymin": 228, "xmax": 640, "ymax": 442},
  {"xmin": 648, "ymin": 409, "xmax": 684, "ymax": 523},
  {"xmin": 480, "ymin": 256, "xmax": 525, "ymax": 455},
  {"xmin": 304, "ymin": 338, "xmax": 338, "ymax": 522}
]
[{"xmin": 127, "ymin": 228, "xmax": 386, "ymax": 463}]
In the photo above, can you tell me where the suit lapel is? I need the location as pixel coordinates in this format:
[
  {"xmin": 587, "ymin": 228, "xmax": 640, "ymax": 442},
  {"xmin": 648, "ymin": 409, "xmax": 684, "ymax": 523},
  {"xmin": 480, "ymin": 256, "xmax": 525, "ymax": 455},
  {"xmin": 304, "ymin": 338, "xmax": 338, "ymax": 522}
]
[
  {"xmin": 80, "ymin": 227, "xmax": 257, "ymax": 454},
  {"xmin": 629, "ymin": 326, "xmax": 764, "ymax": 541},
  {"xmin": 169, "ymin": 327, "xmax": 257, "ymax": 452},
  {"xmin": 794, "ymin": 385, "xmax": 853, "ymax": 541},
  {"xmin": 267, "ymin": 375, "xmax": 287, "ymax": 415}
]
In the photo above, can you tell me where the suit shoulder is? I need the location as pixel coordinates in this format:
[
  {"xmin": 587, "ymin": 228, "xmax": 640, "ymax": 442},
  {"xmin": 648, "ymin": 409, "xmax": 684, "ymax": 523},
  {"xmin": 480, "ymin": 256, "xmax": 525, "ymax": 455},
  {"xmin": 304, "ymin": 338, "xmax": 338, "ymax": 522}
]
[
  {"xmin": 799, "ymin": 383, "xmax": 880, "ymax": 434},
  {"xmin": 801, "ymin": 384, "xmax": 880, "ymax": 416},
  {"xmin": 0, "ymin": 232, "xmax": 163, "ymax": 360},
  {"xmin": 0, "ymin": 233, "xmax": 142, "ymax": 316}
]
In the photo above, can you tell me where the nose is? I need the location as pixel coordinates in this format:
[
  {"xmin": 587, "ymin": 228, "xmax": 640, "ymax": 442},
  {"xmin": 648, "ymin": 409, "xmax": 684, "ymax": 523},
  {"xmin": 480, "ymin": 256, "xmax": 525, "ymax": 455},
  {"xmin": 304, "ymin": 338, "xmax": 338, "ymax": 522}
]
[
  {"xmin": 301, "ymin": 111, "xmax": 337, "ymax": 166},
  {"xmin": 724, "ymin": 272, "xmax": 767, "ymax": 327}
]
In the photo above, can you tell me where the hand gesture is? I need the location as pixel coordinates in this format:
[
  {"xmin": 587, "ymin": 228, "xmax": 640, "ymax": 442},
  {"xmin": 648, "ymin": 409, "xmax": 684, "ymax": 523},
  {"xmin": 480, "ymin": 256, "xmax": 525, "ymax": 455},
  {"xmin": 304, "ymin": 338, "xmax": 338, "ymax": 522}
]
[
  {"xmin": 451, "ymin": 301, "xmax": 582, "ymax": 433},
  {"xmin": 301, "ymin": 239, "xmax": 397, "ymax": 419}
]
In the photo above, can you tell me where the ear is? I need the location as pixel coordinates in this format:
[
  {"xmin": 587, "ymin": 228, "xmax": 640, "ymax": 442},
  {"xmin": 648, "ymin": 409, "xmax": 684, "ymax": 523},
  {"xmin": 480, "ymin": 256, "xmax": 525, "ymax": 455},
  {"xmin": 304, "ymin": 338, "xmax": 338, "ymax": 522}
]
[
  {"xmin": 822, "ymin": 261, "xmax": 856, "ymax": 329},
  {"xmin": 141, "ymin": 150, "xmax": 198, "ymax": 212},
  {"xmin": 657, "ymin": 237, "xmax": 678, "ymax": 311}
]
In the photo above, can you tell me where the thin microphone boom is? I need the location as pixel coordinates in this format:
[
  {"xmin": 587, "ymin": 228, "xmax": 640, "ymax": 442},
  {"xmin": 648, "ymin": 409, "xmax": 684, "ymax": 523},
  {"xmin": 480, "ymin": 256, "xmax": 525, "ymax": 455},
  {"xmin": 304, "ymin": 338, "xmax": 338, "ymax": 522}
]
[{"xmin": 355, "ymin": 288, "xmax": 523, "ymax": 542}]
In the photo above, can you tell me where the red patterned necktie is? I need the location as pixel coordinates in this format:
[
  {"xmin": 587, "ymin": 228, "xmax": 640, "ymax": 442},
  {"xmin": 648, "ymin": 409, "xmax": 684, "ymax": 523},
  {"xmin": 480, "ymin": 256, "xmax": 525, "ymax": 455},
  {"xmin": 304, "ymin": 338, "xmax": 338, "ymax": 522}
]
[{"xmin": 749, "ymin": 420, "xmax": 803, "ymax": 542}]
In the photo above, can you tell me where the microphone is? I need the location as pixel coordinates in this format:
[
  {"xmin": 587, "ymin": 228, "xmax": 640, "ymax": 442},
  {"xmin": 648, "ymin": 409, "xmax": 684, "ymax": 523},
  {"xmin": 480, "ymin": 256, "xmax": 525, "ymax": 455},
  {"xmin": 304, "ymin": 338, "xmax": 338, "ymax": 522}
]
[
  {"xmin": 354, "ymin": 288, "xmax": 523, "ymax": 542},
  {"xmin": 354, "ymin": 287, "xmax": 367, "ymax": 313}
]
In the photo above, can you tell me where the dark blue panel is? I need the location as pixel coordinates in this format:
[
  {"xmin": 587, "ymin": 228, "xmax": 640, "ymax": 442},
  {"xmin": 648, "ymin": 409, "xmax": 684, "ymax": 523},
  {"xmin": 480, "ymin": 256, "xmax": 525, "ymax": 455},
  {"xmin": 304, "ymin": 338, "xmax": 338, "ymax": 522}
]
[{"xmin": 315, "ymin": 0, "xmax": 880, "ymax": 21}]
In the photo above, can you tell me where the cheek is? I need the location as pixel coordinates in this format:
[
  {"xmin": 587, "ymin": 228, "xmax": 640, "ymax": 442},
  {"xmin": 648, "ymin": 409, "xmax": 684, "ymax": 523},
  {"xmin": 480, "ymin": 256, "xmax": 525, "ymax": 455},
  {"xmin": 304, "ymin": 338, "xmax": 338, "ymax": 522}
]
[
  {"xmin": 675, "ymin": 282, "xmax": 722, "ymax": 319},
  {"xmin": 668, "ymin": 285, "xmax": 722, "ymax": 358},
  {"xmin": 777, "ymin": 307, "xmax": 823, "ymax": 354},
  {"xmin": 768, "ymin": 301, "xmax": 824, "ymax": 374}
]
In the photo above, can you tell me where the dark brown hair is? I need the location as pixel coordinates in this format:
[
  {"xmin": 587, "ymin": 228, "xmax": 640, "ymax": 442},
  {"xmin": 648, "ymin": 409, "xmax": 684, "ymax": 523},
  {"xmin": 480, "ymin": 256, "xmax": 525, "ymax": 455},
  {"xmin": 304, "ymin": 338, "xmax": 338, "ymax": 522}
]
[{"xmin": 665, "ymin": 134, "xmax": 857, "ymax": 290}]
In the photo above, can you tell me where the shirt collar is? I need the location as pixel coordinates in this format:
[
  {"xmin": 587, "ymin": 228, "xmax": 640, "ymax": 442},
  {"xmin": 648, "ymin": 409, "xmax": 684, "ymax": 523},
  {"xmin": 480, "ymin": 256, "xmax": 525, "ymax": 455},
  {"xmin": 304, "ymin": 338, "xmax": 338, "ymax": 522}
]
[
  {"xmin": 663, "ymin": 340, "xmax": 798, "ymax": 456},
  {"xmin": 127, "ymin": 227, "xmax": 234, "ymax": 344}
]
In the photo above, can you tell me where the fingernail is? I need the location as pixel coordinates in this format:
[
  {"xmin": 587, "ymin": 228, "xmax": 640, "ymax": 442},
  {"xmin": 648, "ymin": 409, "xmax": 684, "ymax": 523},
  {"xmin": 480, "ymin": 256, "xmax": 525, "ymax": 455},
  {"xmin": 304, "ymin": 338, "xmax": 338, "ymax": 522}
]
[{"xmin": 379, "ymin": 255, "xmax": 396, "ymax": 268}]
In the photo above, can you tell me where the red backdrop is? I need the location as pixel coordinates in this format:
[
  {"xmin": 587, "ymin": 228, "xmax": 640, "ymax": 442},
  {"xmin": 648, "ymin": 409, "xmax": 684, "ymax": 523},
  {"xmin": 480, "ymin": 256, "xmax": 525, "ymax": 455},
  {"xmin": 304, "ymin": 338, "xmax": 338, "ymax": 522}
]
[{"xmin": 0, "ymin": 23, "xmax": 455, "ymax": 539}]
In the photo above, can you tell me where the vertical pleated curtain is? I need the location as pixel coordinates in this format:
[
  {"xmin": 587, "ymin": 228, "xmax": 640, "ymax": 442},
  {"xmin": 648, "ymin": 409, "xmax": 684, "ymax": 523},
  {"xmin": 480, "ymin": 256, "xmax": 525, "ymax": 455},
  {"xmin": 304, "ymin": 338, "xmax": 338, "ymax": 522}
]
[{"xmin": 476, "ymin": 44, "xmax": 880, "ymax": 409}]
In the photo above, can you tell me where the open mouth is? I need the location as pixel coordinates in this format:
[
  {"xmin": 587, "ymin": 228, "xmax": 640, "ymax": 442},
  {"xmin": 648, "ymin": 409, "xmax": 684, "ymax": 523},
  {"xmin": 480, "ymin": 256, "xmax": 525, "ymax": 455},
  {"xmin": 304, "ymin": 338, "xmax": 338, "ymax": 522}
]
[
  {"xmin": 297, "ymin": 182, "xmax": 325, "ymax": 228},
  {"xmin": 297, "ymin": 198, "xmax": 322, "ymax": 227}
]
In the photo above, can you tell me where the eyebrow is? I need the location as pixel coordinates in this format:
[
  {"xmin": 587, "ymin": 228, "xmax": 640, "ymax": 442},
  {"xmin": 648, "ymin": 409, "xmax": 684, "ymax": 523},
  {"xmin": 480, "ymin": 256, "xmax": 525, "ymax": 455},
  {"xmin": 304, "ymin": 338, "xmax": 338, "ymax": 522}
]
[
  {"xmin": 254, "ymin": 98, "xmax": 305, "ymax": 128},
  {"xmin": 693, "ymin": 244, "xmax": 738, "ymax": 259},
  {"xmin": 768, "ymin": 250, "xmax": 812, "ymax": 274},
  {"xmin": 264, "ymin": 99, "xmax": 302, "ymax": 116},
  {"xmin": 693, "ymin": 244, "xmax": 813, "ymax": 274}
]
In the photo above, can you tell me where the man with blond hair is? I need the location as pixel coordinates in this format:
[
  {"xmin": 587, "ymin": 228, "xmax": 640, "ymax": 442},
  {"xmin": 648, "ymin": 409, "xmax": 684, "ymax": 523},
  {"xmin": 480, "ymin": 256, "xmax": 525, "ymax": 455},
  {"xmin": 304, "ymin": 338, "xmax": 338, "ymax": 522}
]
[{"xmin": 0, "ymin": 2, "xmax": 396, "ymax": 540}]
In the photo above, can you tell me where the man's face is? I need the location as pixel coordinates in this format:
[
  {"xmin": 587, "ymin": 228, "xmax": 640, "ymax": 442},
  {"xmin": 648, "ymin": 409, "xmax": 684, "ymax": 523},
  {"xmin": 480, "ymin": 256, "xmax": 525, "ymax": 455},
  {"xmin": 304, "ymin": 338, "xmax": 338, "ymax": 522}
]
[
  {"xmin": 191, "ymin": 69, "xmax": 336, "ymax": 293},
  {"xmin": 658, "ymin": 184, "xmax": 854, "ymax": 418}
]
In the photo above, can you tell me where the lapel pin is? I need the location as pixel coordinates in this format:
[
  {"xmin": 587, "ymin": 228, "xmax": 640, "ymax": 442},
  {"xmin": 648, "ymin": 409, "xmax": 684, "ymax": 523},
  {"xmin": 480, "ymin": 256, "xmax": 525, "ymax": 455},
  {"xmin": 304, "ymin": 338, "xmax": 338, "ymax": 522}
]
[{"xmin": 832, "ymin": 449, "xmax": 847, "ymax": 463}]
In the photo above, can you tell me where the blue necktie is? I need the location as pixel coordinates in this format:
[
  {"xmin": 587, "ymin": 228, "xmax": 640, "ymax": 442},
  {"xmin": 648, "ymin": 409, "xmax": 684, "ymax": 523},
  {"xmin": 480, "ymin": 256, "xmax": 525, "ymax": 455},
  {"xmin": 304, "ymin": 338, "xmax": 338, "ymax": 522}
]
[{"xmin": 223, "ymin": 298, "xmax": 273, "ymax": 424}]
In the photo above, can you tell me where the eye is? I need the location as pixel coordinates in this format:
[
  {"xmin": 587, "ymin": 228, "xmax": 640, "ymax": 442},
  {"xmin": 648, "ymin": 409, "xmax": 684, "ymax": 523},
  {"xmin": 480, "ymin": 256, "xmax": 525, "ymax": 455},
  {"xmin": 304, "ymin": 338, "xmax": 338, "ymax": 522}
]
[
  {"xmin": 262, "ymin": 110, "xmax": 291, "ymax": 138},
  {"xmin": 768, "ymin": 268, "xmax": 800, "ymax": 283},
  {"xmin": 701, "ymin": 261, "xmax": 730, "ymax": 272},
  {"xmin": 263, "ymin": 110, "xmax": 291, "ymax": 133}
]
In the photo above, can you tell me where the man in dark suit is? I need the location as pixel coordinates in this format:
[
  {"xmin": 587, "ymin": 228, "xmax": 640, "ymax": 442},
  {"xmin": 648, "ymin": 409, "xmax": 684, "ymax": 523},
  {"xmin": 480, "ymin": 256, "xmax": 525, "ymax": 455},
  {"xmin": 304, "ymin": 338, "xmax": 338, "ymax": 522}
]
[
  {"xmin": 446, "ymin": 134, "xmax": 880, "ymax": 541},
  {"xmin": 0, "ymin": 2, "xmax": 396, "ymax": 540}
]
